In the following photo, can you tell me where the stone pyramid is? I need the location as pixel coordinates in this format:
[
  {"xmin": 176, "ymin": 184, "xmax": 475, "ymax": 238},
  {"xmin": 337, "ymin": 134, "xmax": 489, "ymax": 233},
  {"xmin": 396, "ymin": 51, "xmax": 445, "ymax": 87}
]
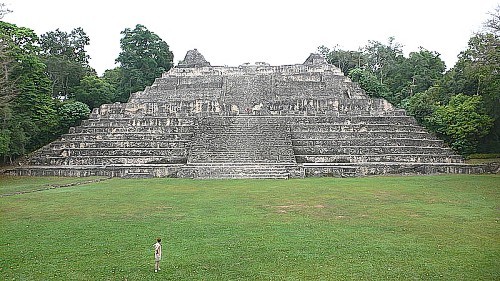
[{"xmin": 7, "ymin": 50, "xmax": 490, "ymax": 178}]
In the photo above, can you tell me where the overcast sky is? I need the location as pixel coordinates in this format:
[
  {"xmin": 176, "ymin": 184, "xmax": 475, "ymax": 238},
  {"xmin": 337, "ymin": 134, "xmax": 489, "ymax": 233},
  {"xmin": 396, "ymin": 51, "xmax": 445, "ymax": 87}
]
[{"xmin": 4, "ymin": 0, "xmax": 498, "ymax": 75}]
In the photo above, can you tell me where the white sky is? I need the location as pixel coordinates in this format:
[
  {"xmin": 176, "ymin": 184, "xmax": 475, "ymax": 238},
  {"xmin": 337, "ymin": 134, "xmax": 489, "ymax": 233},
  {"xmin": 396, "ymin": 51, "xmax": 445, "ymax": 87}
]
[{"xmin": 4, "ymin": 0, "xmax": 498, "ymax": 75}]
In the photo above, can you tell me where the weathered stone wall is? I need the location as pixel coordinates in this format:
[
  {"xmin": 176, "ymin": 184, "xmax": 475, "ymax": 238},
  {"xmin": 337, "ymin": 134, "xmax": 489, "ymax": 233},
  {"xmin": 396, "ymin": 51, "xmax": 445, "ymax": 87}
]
[
  {"xmin": 302, "ymin": 163, "xmax": 498, "ymax": 177},
  {"xmin": 128, "ymin": 60, "xmax": 368, "ymax": 116},
  {"xmin": 9, "ymin": 165, "xmax": 184, "ymax": 178}
]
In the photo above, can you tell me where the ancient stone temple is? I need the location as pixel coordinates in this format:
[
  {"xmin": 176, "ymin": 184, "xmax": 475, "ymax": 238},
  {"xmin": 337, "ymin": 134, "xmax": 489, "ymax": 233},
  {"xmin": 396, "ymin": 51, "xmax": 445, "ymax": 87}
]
[{"xmin": 7, "ymin": 49, "xmax": 491, "ymax": 178}]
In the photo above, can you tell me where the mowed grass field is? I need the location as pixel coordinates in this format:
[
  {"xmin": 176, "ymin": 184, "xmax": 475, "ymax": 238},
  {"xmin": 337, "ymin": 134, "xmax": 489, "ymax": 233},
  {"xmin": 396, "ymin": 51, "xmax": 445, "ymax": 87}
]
[{"xmin": 1, "ymin": 175, "xmax": 499, "ymax": 280}]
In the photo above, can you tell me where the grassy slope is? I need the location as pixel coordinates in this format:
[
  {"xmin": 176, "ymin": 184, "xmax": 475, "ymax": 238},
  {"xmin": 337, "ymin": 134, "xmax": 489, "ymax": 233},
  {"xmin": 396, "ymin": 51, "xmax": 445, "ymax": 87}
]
[{"xmin": 0, "ymin": 175, "xmax": 499, "ymax": 280}]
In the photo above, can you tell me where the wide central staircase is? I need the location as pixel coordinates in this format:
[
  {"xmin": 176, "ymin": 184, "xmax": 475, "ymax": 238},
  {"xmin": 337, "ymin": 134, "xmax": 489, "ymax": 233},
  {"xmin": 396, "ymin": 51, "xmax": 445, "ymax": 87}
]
[{"xmin": 183, "ymin": 116, "xmax": 298, "ymax": 179}]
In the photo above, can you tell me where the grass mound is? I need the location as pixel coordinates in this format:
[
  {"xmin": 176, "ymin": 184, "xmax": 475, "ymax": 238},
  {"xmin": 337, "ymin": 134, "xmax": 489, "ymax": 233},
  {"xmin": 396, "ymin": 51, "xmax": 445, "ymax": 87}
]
[{"xmin": 1, "ymin": 175, "xmax": 499, "ymax": 280}]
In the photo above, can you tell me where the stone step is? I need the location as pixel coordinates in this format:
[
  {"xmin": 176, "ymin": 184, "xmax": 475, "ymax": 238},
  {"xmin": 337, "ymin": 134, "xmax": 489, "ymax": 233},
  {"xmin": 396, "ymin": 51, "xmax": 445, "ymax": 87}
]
[
  {"xmin": 292, "ymin": 138, "xmax": 446, "ymax": 147},
  {"xmin": 191, "ymin": 147, "xmax": 293, "ymax": 152},
  {"xmin": 53, "ymin": 148, "xmax": 187, "ymax": 157},
  {"xmin": 50, "ymin": 140, "xmax": 190, "ymax": 149},
  {"xmin": 122, "ymin": 172, "xmax": 154, "ymax": 178},
  {"xmin": 183, "ymin": 164, "xmax": 292, "ymax": 179},
  {"xmin": 189, "ymin": 149, "xmax": 294, "ymax": 155},
  {"xmin": 28, "ymin": 155, "xmax": 187, "ymax": 166},
  {"xmin": 302, "ymin": 162, "xmax": 497, "ymax": 177},
  {"xmin": 302, "ymin": 164, "xmax": 359, "ymax": 177},
  {"xmin": 81, "ymin": 117, "xmax": 195, "ymax": 127},
  {"xmin": 188, "ymin": 157, "xmax": 296, "ymax": 164},
  {"xmin": 188, "ymin": 161, "xmax": 297, "ymax": 165},
  {"xmin": 71, "ymin": 126, "xmax": 193, "ymax": 134},
  {"xmin": 5, "ymin": 164, "xmax": 185, "ymax": 177},
  {"xmin": 193, "ymin": 132, "xmax": 290, "ymax": 137},
  {"xmin": 294, "ymin": 146, "xmax": 455, "ymax": 155},
  {"xmin": 292, "ymin": 131, "xmax": 439, "ymax": 140},
  {"xmin": 61, "ymin": 132, "xmax": 193, "ymax": 141},
  {"xmin": 289, "ymin": 116, "xmax": 416, "ymax": 124},
  {"xmin": 296, "ymin": 154, "xmax": 463, "ymax": 163},
  {"xmin": 291, "ymin": 124, "xmax": 428, "ymax": 132}
]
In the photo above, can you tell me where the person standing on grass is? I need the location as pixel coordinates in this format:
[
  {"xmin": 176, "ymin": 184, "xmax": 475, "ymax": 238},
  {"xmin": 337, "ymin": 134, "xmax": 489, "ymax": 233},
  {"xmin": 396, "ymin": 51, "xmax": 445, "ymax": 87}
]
[{"xmin": 154, "ymin": 238, "xmax": 162, "ymax": 272}]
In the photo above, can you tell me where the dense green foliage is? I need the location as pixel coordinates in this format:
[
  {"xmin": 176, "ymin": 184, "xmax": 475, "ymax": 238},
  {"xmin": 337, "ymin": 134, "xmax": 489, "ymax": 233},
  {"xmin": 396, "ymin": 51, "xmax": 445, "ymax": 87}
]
[
  {"xmin": 73, "ymin": 75, "xmax": 114, "ymax": 109},
  {"xmin": 39, "ymin": 28, "xmax": 94, "ymax": 98},
  {"xmin": 0, "ymin": 21, "xmax": 172, "ymax": 164},
  {"xmin": 115, "ymin": 24, "xmax": 174, "ymax": 102},
  {"xmin": 0, "ymin": 21, "xmax": 58, "ymax": 161},
  {"xmin": 320, "ymin": 41, "xmax": 446, "ymax": 107},
  {"xmin": 425, "ymin": 94, "xmax": 493, "ymax": 154},
  {"xmin": 57, "ymin": 101, "xmax": 91, "ymax": 134},
  {"xmin": 1, "ymin": 175, "xmax": 498, "ymax": 280},
  {"xmin": 320, "ymin": 8, "xmax": 499, "ymax": 155},
  {"xmin": 348, "ymin": 68, "xmax": 390, "ymax": 100},
  {"xmin": 321, "ymin": 38, "xmax": 446, "ymax": 107}
]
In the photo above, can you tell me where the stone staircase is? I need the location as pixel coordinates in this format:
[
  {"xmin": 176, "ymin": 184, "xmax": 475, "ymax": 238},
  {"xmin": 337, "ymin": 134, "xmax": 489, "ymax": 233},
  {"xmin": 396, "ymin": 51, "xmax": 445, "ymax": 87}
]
[
  {"xmin": 13, "ymin": 116, "xmax": 194, "ymax": 177},
  {"xmin": 184, "ymin": 116, "xmax": 297, "ymax": 179},
  {"xmin": 288, "ymin": 115, "xmax": 465, "ymax": 176}
]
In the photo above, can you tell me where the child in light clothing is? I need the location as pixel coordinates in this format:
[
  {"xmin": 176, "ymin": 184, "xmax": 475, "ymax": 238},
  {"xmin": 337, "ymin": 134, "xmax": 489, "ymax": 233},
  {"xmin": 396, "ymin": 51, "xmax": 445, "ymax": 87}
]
[{"xmin": 154, "ymin": 238, "xmax": 162, "ymax": 272}]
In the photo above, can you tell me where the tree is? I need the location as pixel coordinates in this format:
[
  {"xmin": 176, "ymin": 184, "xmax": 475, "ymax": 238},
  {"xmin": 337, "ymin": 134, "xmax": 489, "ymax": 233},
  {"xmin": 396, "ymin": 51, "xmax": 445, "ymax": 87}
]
[
  {"xmin": 403, "ymin": 48, "xmax": 446, "ymax": 96},
  {"xmin": 0, "ymin": 32, "xmax": 17, "ymax": 126},
  {"xmin": 318, "ymin": 45, "xmax": 366, "ymax": 76},
  {"xmin": 102, "ymin": 67, "xmax": 122, "ymax": 87},
  {"xmin": 425, "ymin": 94, "xmax": 493, "ymax": 155},
  {"xmin": 348, "ymin": 68, "xmax": 392, "ymax": 101},
  {"xmin": 403, "ymin": 87, "xmax": 442, "ymax": 124},
  {"xmin": 58, "ymin": 101, "xmax": 90, "ymax": 133},
  {"xmin": 102, "ymin": 67, "xmax": 122, "ymax": 101},
  {"xmin": 2, "ymin": 120, "xmax": 26, "ymax": 163},
  {"xmin": 115, "ymin": 24, "xmax": 173, "ymax": 102},
  {"xmin": 39, "ymin": 28, "xmax": 94, "ymax": 98},
  {"xmin": 437, "ymin": 8, "xmax": 500, "ymax": 152},
  {"xmin": 363, "ymin": 37, "xmax": 404, "ymax": 85},
  {"xmin": 73, "ymin": 75, "xmax": 115, "ymax": 109},
  {"xmin": 457, "ymin": 33, "xmax": 499, "ymax": 115},
  {"xmin": 477, "ymin": 6, "xmax": 500, "ymax": 152},
  {"xmin": 0, "ymin": 22, "xmax": 58, "ymax": 162},
  {"xmin": 320, "ymin": 38, "xmax": 445, "ymax": 107},
  {"xmin": 39, "ymin": 28, "xmax": 90, "ymax": 64},
  {"xmin": 0, "ymin": 128, "xmax": 8, "ymax": 155}
]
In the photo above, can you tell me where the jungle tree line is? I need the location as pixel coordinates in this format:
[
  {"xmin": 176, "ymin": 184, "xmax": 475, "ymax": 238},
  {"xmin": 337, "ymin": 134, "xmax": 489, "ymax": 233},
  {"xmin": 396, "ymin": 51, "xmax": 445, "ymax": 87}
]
[
  {"xmin": 0, "ymin": 11, "xmax": 173, "ymax": 163},
  {"xmin": 319, "ymin": 6, "xmax": 499, "ymax": 155}
]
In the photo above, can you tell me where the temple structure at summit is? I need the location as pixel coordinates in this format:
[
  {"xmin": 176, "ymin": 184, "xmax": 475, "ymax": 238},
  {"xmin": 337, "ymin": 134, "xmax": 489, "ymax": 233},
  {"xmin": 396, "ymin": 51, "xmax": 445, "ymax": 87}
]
[{"xmin": 7, "ymin": 49, "xmax": 492, "ymax": 178}]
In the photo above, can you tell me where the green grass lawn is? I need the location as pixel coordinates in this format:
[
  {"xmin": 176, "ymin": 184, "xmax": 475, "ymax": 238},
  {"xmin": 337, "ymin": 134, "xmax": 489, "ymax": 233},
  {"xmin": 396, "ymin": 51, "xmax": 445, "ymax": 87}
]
[
  {"xmin": 1, "ymin": 175, "xmax": 499, "ymax": 280},
  {"xmin": 0, "ymin": 176, "xmax": 107, "ymax": 196}
]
